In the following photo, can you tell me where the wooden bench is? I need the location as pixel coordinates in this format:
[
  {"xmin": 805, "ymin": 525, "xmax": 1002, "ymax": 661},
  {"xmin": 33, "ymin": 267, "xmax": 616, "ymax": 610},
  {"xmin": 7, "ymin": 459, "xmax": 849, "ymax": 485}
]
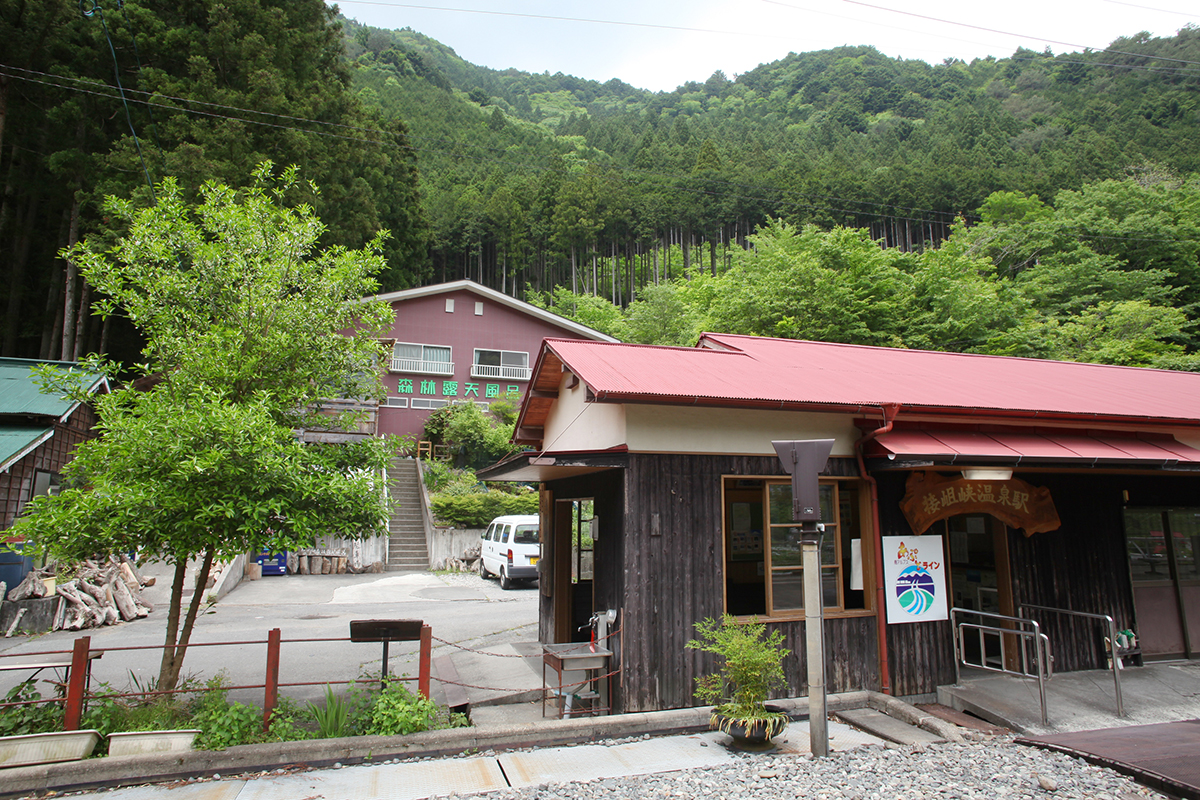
[{"xmin": 0, "ymin": 652, "xmax": 102, "ymax": 684}]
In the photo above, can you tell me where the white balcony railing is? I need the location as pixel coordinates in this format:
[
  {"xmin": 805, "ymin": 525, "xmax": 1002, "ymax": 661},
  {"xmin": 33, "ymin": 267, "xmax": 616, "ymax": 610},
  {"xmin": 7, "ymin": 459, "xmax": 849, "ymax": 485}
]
[
  {"xmin": 470, "ymin": 364, "xmax": 533, "ymax": 381},
  {"xmin": 391, "ymin": 358, "xmax": 455, "ymax": 376}
]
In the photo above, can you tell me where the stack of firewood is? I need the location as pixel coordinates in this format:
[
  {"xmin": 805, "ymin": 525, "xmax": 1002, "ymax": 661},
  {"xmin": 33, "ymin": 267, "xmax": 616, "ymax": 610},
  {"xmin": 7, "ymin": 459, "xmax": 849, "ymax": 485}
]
[{"xmin": 4, "ymin": 558, "xmax": 155, "ymax": 631}]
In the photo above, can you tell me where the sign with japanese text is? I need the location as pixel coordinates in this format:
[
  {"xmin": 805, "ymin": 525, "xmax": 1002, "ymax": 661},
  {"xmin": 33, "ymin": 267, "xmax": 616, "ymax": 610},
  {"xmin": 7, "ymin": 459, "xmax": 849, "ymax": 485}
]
[
  {"xmin": 883, "ymin": 535, "xmax": 948, "ymax": 624},
  {"xmin": 393, "ymin": 380, "xmax": 520, "ymax": 399},
  {"xmin": 899, "ymin": 471, "xmax": 1060, "ymax": 538}
]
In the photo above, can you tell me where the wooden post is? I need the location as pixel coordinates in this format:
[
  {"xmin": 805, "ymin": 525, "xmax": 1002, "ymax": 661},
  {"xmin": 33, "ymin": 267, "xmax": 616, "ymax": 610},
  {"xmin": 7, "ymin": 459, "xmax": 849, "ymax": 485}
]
[
  {"xmin": 263, "ymin": 628, "xmax": 281, "ymax": 731},
  {"xmin": 63, "ymin": 636, "xmax": 90, "ymax": 731},
  {"xmin": 418, "ymin": 624, "xmax": 432, "ymax": 699}
]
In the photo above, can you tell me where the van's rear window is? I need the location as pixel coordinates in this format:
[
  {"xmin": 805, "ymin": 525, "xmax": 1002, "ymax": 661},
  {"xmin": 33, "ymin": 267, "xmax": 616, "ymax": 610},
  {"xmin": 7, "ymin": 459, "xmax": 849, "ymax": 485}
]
[{"xmin": 513, "ymin": 524, "xmax": 539, "ymax": 544}]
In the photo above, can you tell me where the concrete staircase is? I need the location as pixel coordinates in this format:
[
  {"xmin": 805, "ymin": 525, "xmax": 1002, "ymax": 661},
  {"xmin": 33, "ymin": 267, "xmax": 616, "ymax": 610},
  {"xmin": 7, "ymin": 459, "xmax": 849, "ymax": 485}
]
[{"xmin": 387, "ymin": 458, "xmax": 430, "ymax": 572}]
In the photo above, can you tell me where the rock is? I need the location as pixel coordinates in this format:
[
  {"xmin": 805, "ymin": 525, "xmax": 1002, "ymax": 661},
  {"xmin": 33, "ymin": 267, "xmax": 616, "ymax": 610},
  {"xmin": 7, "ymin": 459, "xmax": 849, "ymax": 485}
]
[{"xmin": 1036, "ymin": 773, "xmax": 1058, "ymax": 792}]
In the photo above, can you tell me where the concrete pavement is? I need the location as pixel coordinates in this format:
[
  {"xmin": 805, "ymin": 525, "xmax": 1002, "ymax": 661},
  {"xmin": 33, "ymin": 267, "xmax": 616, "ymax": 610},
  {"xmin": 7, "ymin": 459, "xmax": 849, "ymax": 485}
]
[
  {"xmin": 0, "ymin": 567, "xmax": 541, "ymax": 707},
  {"xmin": 2, "ymin": 696, "xmax": 894, "ymax": 800},
  {"xmin": 938, "ymin": 661, "xmax": 1200, "ymax": 735}
]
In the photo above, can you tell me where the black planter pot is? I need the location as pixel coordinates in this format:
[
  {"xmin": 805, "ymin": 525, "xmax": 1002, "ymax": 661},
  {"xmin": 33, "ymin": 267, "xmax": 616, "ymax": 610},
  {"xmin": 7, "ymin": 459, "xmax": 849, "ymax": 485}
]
[{"xmin": 710, "ymin": 705, "xmax": 789, "ymax": 749}]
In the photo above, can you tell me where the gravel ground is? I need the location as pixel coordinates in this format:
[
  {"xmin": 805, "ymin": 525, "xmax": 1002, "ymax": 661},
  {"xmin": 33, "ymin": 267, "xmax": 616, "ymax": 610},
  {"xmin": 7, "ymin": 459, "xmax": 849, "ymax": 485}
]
[
  {"xmin": 480, "ymin": 737, "xmax": 1166, "ymax": 800},
  {"xmin": 433, "ymin": 570, "xmax": 1166, "ymax": 799}
]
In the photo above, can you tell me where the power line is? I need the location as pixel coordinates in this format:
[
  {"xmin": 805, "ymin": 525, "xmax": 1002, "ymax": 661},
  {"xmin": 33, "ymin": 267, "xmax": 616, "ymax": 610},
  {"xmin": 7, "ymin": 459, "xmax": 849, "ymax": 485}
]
[
  {"xmin": 334, "ymin": 1, "xmax": 796, "ymax": 41},
  {"xmin": 339, "ymin": 0, "xmax": 1200, "ymax": 69},
  {"xmin": 828, "ymin": 0, "xmax": 1200, "ymax": 66}
]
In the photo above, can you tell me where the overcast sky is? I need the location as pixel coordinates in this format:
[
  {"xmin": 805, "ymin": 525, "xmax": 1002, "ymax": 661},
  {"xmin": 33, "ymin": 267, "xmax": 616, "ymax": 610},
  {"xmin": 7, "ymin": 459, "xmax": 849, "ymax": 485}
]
[{"xmin": 330, "ymin": 0, "xmax": 1197, "ymax": 92}]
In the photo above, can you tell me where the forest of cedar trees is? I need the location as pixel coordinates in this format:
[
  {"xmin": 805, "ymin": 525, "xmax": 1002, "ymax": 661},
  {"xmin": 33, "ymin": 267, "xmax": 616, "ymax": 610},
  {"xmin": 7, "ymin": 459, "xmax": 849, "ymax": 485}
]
[{"xmin": 5, "ymin": 1, "xmax": 1200, "ymax": 369}]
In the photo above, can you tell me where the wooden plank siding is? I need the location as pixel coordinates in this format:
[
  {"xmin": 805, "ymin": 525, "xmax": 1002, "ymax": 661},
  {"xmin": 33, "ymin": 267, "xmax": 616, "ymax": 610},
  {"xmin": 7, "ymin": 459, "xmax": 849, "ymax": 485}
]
[
  {"xmin": 544, "ymin": 455, "xmax": 1200, "ymax": 710},
  {"xmin": 550, "ymin": 453, "xmax": 873, "ymax": 714},
  {"xmin": 877, "ymin": 470, "xmax": 1200, "ymax": 696},
  {"xmin": 0, "ymin": 403, "xmax": 98, "ymax": 532}
]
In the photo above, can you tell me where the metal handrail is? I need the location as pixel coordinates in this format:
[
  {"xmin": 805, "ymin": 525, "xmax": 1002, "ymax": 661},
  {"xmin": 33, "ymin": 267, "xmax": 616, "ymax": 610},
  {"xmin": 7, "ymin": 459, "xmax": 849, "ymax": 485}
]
[
  {"xmin": 951, "ymin": 607, "xmax": 1051, "ymax": 726},
  {"xmin": 1020, "ymin": 603, "xmax": 1125, "ymax": 717}
]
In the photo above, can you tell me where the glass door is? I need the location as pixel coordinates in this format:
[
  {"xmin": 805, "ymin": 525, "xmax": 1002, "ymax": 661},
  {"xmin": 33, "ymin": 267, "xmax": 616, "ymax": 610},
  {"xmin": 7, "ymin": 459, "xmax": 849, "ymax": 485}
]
[{"xmin": 1124, "ymin": 508, "xmax": 1200, "ymax": 658}]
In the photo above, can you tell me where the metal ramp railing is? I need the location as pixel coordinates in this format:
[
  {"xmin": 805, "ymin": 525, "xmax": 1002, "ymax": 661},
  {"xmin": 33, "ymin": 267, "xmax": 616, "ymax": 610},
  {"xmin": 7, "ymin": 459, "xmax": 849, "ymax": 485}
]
[
  {"xmin": 1019, "ymin": 603, "xmax": 1126, "ymax": 718},
  {"xmin": 951, "ymin": 608, "xmax": 1051, "ymax": 726}
]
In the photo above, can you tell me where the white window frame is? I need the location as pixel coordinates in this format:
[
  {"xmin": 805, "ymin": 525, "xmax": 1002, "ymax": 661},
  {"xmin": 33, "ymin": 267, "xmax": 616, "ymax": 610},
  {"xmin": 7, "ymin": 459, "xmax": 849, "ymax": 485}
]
[
  {"xmin": 411, "ymin": 398, "xmax": 450, "ymax": 410},
  {"xmin": 471, "ymin": 348, "xmax": 532, "ymax": 381},
  {"xmin": 383, "ymin": 396, "xmax": 409, "ymax": 408},
  {"xmin": 391, "ymin": 342, "xmax": 454, "ymax": 376}
]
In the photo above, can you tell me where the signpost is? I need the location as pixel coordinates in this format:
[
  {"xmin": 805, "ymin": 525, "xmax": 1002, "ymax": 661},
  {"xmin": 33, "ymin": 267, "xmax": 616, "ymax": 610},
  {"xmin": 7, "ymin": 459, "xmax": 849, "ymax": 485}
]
[{"xmin": 772, "ymin": 439, "xmax": 835, "ymax": 757}]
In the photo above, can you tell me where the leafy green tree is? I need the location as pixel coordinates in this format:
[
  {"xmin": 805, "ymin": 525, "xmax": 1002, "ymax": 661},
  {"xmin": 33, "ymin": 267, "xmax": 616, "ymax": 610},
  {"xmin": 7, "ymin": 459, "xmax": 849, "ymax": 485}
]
[
  {"xmin": 623, "ymin": 282, "xmax": 701, "ymax": 346},
  {"xmin": 704, "ymin": 220, "xmax": 909, "ymax": 346},
  {"xmin": 526, "ymin": 286, "xmax": 628, "ymax": 340},
  {"xmin": 12, "ymin": 165, "xmax": 397, "ymax": 690}
]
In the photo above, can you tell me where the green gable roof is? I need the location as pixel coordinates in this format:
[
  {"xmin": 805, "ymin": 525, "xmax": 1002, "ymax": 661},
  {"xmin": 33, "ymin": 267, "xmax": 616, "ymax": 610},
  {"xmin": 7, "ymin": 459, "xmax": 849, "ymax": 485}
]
[
  {"xmin": 0, "ymin": 359, "xmax": 106, "ymax": 420},
  {"xmin": 0, "ymin": 425, "xmax": 54, "ymax": 472}
]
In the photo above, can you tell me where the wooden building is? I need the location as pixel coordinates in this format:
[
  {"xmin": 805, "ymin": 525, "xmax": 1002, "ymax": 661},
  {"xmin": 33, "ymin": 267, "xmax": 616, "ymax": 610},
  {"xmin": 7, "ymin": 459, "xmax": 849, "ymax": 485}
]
[
  {"xmin": 365, "ymin": 280, "xmax": 616, "ymax": 442},
  {"xmin": 0, "ymin": 359, "xmax": 106, "ymax": 586},
  {"xmin": 479, "ymin": 334, "xmax": 1200, "ymax": 712}
]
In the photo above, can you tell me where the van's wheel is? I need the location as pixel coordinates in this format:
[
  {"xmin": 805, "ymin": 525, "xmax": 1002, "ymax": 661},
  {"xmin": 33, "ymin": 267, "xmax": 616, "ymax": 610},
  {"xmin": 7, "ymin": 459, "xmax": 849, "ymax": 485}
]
[
  {"xmin": 500, "ymin": 570, "xmax": 513, "ymax": 590},
  {"xmin": 478, "ymin": 559, "xmax": 488, "ymax": 579}
]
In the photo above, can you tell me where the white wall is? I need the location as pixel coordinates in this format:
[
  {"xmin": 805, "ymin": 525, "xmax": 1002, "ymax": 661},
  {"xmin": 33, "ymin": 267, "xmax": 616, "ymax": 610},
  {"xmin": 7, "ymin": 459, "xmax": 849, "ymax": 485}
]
[{"xmin": 540, "ymin": 372, "xmax": 626, "ymax": 452}]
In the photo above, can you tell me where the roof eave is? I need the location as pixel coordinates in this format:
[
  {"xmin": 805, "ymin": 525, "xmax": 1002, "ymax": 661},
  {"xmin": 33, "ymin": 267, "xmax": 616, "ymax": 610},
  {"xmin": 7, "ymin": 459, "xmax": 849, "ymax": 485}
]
[{"xmin": 364, "ymin": 280, "xmax": 618, "ymax": 343}]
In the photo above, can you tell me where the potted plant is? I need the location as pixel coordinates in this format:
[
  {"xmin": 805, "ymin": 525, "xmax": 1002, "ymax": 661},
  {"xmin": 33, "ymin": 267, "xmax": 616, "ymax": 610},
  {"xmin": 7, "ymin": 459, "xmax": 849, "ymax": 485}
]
[{"xmin": 686, "ymin": 614, "xmax": 791, "ymax": 748}]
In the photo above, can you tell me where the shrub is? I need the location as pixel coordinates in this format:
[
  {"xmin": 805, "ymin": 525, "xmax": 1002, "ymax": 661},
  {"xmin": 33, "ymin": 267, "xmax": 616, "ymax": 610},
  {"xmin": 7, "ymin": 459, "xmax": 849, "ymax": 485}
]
[
  {"xmin": 430, "ymin": 488, "xmax": 538, "ymax": 527},
  {"xmin": 422, "ymin": 460, "xmax": 478, "ymax": 494},
  {"xmin": 686, "ymin": 614, "xmax": 789, "ymax": 721},
  {"xmin": 0, "ymin": 682, "xmax": 63, "ymax": 736},
  {"xmin": 365, "ymin": 680, "xmax": 441, "ymax": 736}
]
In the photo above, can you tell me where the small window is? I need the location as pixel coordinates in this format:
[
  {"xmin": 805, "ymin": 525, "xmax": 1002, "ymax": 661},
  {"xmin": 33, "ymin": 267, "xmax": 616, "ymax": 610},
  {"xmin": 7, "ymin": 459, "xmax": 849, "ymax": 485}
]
[
  {"xmin": 392, "ymin": 342, "xmax": 453, "ymax": 376},
  {"xmin": 501, "ymin": 525, "xmax": 511, "ymax": 544},
  {"xmin": 445, "ymin": 298, "xmax": 455, "ymax": 313},
  {"xmin": 474, "ymin": 302, "xmax": 483, "ymax": 316},
  {"xmin": 383, "ymin": 396, "xmax": 409, "ymax": 408},
  {"xmin": 482, "ymin": 524, "xmax": 495, "ymax": 541},
  {"xmin": 722, "ymin": 477, "xmax": 867, "ymax": 618},
  {"xmin": 411, "ymin": 398, "xmax": 449, "ymax": 409},
  {"xmin": 471, "ymin": 349, "xmax": 531, "ymax": 381}
]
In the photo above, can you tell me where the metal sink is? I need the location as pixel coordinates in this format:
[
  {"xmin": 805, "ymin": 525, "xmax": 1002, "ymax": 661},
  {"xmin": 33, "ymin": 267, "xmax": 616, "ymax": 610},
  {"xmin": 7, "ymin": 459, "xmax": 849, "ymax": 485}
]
[{"xmin": 542, "ymin": 642, "xmax": 611, "ymax": 671}]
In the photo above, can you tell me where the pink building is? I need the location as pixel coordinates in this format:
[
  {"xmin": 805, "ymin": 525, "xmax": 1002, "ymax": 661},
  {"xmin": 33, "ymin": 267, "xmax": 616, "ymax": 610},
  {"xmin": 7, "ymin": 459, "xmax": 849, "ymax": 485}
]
[{"xmin": 370, "ymin": 281, "xmax": 617, "ymax": 441}]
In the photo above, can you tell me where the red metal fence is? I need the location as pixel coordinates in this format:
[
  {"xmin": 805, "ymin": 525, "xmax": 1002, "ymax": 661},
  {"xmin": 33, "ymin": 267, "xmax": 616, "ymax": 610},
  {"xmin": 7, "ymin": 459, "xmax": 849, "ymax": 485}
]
[{"xmin": 0, "ymin": 624, "xmax": 432, "ymax": 732}]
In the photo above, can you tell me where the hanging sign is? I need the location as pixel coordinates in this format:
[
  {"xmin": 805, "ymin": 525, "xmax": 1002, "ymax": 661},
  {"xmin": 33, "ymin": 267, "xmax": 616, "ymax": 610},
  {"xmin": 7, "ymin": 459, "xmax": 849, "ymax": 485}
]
[
  {"xmin": 882, "ymin": 535, "xmax": 948, "ymax": 624},
  {"xmin": 899, "ymin": 471, "xmax": 1060, "ymax": 537}
]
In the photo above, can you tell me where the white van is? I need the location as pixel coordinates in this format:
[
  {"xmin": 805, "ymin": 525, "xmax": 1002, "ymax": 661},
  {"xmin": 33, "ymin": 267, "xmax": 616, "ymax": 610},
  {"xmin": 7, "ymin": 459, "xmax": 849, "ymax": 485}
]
[{"xmin": 479, "ymin": 514, "xmax": 540, "ymax": 590}]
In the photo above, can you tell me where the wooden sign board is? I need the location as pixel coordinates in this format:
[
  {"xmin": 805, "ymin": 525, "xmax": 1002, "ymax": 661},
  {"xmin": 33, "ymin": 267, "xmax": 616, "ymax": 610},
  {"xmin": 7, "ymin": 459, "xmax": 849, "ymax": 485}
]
[
  {"xmin": 349, "ymin": 619, "xmax": 424, "ymax": 642},
  {"xmin": 899, "ymin": 471, "xmax": 1060, "ymax": 537}
]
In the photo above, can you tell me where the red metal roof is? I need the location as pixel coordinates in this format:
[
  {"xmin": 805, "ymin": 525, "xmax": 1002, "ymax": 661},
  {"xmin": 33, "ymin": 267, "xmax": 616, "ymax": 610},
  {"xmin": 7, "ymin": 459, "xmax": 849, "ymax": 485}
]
[
  {"xmin": 536, "ymin": 334, "xmax": 1200, "ymax": 426},
  {"xmin": 871, "ymin": 429, "xmax": 1200, "ymax": 464}
]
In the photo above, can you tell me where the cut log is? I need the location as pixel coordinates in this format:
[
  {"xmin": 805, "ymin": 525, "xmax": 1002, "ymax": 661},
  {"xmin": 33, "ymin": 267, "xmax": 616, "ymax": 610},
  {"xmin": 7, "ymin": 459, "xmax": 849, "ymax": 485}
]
[
  {"xmin": 298, "ymin": 556, "xmax": 309, "ymax": 575},
  {"xmin": 118, "ymin": 561, "xmax": 141, "ymax": 591},
  {"xmin": 320, "ymin": 557, "xmax": 331, "ymax": 574},
  {"xmin": 8, "ymin": 571, "xmax": 46, "ymax": 602},
  {"xmin": 5, "ymin": 608, "xmax": 27, "ymax": 637},
  {"xmin": 121, "ymin": 555, "xmax": 145, "ymax": 585},
  {"xmin": 76, "ymin": 579, "xmax": 108, "ymax": 606},
  {"xmin": 109, "ymin": 577, "xmax": 138, "ymax": 622}
]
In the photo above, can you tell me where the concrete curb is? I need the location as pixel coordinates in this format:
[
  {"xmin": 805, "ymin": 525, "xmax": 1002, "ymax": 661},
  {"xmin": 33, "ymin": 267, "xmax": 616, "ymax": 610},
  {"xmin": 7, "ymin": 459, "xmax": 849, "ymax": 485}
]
[
  {"xmin": 866, "ymin": 691, "xmax": 967, "ymax": 743},
  {"xmin": 0, "ymin": 690, "xmax": 871, "ymax": 799}
]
